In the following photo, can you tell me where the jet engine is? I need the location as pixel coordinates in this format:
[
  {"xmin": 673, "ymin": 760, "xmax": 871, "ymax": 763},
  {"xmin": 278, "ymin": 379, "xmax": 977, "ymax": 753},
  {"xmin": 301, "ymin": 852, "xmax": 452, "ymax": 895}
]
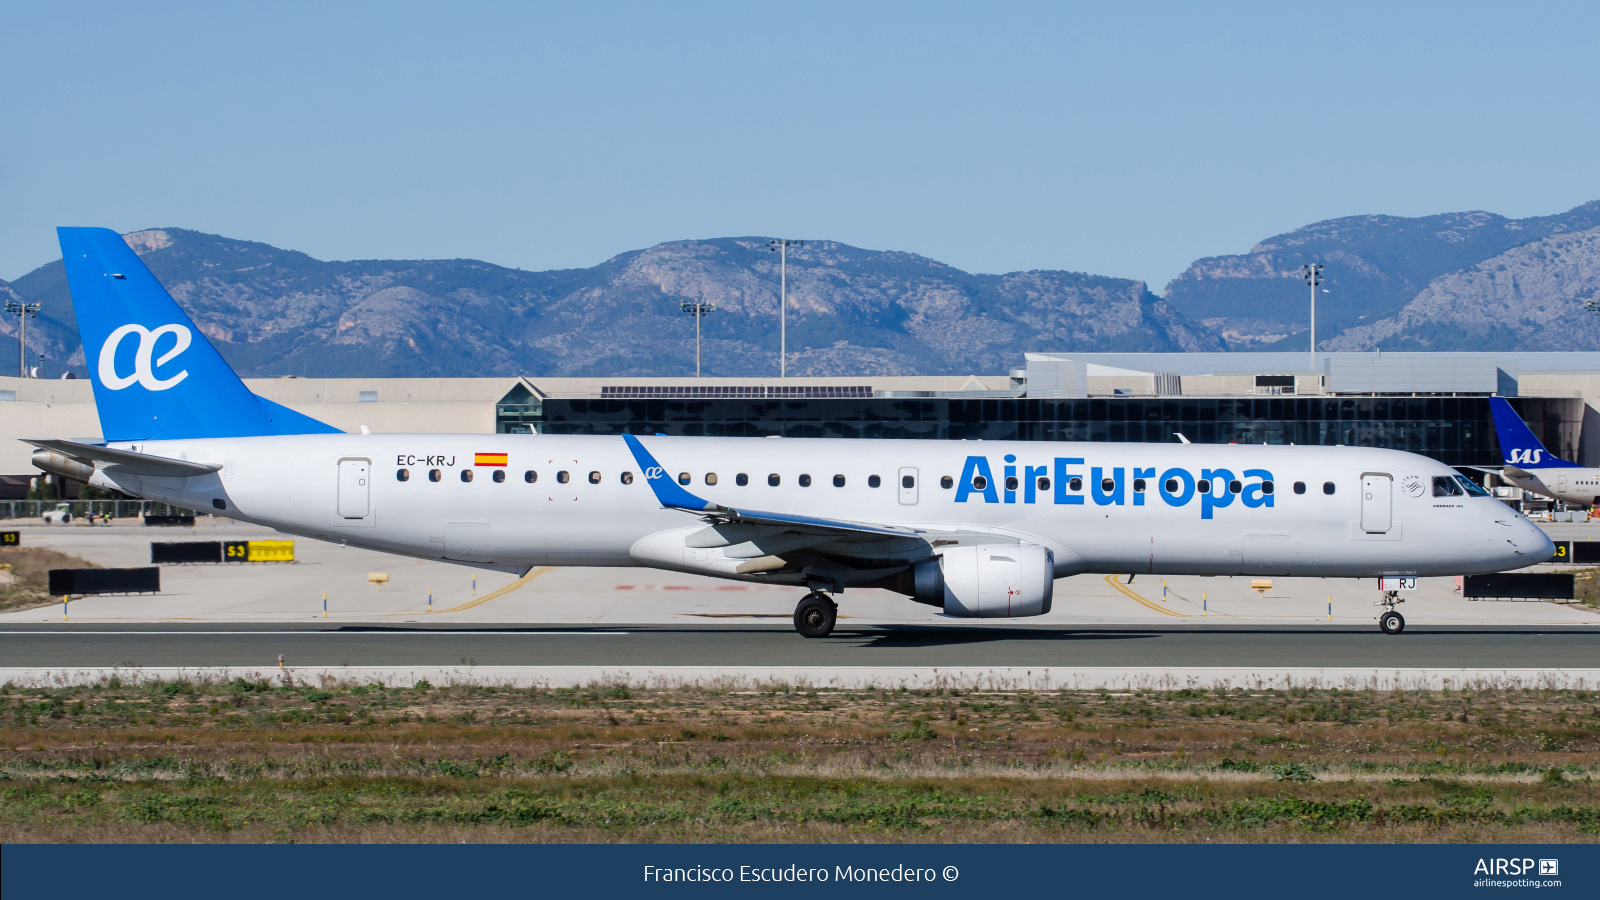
[{"xmin": 912, "ymin": 544, "xmax": 1053, "ymax": 618}]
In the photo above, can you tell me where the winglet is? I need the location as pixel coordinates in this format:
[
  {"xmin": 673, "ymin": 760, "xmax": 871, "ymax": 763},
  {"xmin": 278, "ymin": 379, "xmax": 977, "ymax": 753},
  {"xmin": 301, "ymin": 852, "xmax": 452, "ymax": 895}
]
[
  {"xmin": 622, "ymin": 434, "xmax": 718, "ymax": 511},
  {"xmin": 1489, "ymin": 397, "xmax": 1577, "ymax": 469}
]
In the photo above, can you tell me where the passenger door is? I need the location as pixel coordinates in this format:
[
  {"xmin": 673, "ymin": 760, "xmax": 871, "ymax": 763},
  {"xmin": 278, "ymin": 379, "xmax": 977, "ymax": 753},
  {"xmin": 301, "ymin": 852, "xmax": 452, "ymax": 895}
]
[
  {"xmin": 337, "ymin": 458, "xmax": 370, "ymax": 519},
  {"xmin": 1361, "ymin": 473, "xmax": 1393, "ymax": 533},
  {"xmin": 898, "ymin": 467, "xmax": 919, "ymax": 505}
]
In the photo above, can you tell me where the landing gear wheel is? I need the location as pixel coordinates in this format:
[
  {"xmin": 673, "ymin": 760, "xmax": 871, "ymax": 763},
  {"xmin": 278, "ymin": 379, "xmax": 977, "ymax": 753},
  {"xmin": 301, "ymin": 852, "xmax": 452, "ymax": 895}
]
[
  {"xmin": 794, "ymin": 593, "xmax": 837, "ymax": 638},
  {"xmin": 1379, "ymin": 611, "xmax": 1405, "ymax": 635}
]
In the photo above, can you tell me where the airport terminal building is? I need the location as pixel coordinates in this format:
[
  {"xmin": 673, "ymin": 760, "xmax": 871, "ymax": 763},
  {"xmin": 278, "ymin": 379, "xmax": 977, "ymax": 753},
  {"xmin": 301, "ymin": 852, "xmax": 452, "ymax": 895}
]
[{"xmin": 5, "ymin": 350, "xmax": 1600, "ymax": 502}]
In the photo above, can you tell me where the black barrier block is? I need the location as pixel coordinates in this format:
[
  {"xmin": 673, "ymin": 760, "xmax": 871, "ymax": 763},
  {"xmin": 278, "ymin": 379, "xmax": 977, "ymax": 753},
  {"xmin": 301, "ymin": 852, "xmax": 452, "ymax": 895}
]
[
  {"xmin": 47, "ymin": 567, "xmax": 160, "ymax": 596},
  {"xmin": 151, "ymin": 542, "xmax": 222, "ymax": 564},
  {"xmin": 1464, "ymin": 572, "xmax": 1574, "ymax": 600},
  {"xmin": 1573, "ymin": 542, "xmax": 1600, "ymax": 565},
  {"xmin": 223, "ymin": 540, "xmax": 249, "ymax": 562},
  {"xmin": 1, "ymin": 530, "xmax": 18, "ymax": 546},
  {"xmin": 143, "ymin": 515, "xmax": 196, "ymax": 527},
  {"xmin": 1550, "ymin": 540, "xmax": 1573, "ymax": 564}
]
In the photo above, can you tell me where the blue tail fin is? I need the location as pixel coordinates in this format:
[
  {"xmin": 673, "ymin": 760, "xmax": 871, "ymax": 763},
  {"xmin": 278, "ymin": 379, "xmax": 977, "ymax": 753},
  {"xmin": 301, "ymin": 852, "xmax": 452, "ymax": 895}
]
[
  {"xmin": 1489, "ymin": 396, "xmax": 1575, "ymax": 469},
  {"xmin": 57, "ymin": 227, "xmax": 341, "ymax": 441}
]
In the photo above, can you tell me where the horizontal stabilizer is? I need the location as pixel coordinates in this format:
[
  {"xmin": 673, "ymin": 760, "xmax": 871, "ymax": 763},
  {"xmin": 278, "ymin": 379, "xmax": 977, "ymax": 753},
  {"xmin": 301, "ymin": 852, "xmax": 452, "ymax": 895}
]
[{"xmin": 24, "ymin": 439, "xmax": 221, "ymax": 477}]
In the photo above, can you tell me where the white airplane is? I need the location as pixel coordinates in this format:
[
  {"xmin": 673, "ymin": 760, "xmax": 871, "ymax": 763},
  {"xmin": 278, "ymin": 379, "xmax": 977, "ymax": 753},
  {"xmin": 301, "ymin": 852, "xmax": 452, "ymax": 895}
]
[
  {"xmin": 1487, "ymin": 396, "xmax": 1600, "ymax": 509},
  {"xmin": 29, "ymin": 227, "xmax": 1553, "ymax": 637}
]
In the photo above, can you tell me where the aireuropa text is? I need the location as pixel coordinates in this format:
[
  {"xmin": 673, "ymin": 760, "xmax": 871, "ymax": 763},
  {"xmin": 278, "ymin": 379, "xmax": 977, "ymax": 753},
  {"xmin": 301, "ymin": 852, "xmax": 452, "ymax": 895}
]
[{"xmin": 642, "ymin": 865, "xmax": 945, "ymax": 883}]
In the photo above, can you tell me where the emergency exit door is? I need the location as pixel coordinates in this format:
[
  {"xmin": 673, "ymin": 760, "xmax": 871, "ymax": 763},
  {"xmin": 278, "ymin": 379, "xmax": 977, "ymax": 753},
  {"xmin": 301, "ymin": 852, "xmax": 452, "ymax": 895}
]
[
  {"xmin": 898, "ymin": 467, "xmax": 919, "ymax": 505},
  {"xmin": 1361, "ymin": 473, "xmax": 1392, "ymax": 533},
  {"xmin": 338, "ymin": 458, "xmax": 370, "ymax": 518}
]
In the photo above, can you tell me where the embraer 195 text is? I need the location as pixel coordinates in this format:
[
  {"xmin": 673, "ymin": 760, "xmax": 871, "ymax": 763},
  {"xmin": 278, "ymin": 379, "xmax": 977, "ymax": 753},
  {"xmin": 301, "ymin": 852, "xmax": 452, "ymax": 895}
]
[{"xmin": 29, "ymin": 228, "xmax": 1554, "ymax": 637}]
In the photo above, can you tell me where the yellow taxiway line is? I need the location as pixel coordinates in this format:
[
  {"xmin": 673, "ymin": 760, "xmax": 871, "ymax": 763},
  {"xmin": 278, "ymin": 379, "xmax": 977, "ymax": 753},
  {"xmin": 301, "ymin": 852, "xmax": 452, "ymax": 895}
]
[
  {"xmin": 435, "ymin": 567, "xmax": 557, "ymax": 614},
  {"xmin": 1103, "ymin": 573, "xmax": 1192, "ymax": 617}
]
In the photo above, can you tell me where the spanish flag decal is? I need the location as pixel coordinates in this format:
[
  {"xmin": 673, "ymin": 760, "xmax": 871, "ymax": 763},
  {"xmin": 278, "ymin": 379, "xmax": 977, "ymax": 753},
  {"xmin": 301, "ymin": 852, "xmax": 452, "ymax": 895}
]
[{"xmin": 474, "ymin": 452, "xmax": 508, "ymax": 467}]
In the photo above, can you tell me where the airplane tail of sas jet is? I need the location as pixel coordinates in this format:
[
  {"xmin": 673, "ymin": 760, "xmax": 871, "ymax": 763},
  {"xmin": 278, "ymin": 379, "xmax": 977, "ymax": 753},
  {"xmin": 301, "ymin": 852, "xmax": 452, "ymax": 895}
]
[
  {"xmin": 56, "ymin": 227, "xmax": 340, "ymax": 442},
  {"xmin": 1489, "ymin": 396, "xmax": 1577, "ymax": 469}
]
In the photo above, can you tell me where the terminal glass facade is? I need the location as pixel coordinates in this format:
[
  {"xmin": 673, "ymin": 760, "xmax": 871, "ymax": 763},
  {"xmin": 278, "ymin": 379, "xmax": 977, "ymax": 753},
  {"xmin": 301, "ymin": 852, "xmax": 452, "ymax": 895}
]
[{"xmin": 501, "ymin": 395, "xmax": 1576, "ymax": 468}]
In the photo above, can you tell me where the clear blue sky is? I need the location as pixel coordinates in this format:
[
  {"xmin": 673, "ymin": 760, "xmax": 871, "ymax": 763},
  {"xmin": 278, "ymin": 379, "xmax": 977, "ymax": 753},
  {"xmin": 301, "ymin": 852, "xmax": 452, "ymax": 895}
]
[{"xmin": 4, "ymin": 1, "xmax": 1598, "ymax": 289}]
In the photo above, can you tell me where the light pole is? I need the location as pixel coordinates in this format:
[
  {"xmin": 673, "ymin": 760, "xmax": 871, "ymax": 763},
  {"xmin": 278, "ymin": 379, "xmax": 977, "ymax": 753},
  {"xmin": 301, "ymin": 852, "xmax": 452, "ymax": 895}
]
[
  {"xmin": 680, "ymin": 299, "xmax": 716, "ymax": 377},
  {"xmin": 1300, "ymin": 263, "xmax": 1324, "ymax": 373},
  {"xmin": 5, "ymin": 298, "xmax": 41, "ymax": 379},
  {"xmin": 768, "ymin": 239, "xmax": 803, "ymax": 377}
]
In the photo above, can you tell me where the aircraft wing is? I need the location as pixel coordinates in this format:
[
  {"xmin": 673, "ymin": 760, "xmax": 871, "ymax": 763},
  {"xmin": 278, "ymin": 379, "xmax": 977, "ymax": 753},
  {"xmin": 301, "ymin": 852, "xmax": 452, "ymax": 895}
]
[
  {"xmin": 621, "ymin": 433, "xmax": 917, "ymax": 540},
  {"xmin": 24, "ymin": 439, "xmax": 222, "ymax": 477}
]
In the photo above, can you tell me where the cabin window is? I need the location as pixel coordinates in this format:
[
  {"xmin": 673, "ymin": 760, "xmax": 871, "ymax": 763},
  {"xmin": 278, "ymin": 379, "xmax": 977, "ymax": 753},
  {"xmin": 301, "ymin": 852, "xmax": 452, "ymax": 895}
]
[
  {"xmin": 902, "ymin": 474, "xmax": 915, "ymax": 489},
  {"xmin": 524, "ymin": 470, "xmax": 537, "ymax": 483},
  {"xmin": 939, "ymin": 476, "xmax": 951, "ymax": 489},
  {"xmin": 1038, "ymin": 476, "xmax": 1051, "ymax": 491},
  {"xmin": 972, "ymin": 475, "xmax": 988, "ymax": 490},
  {"xmin": 1069, "ymin": 477, "xmax": 1082, "ymax": 492},
  {"xmin": 1164, "ymin": 478, "xmax": 1178, "ymax": 493},
  {"xmin": 799, "ymin": 474, "xmax": 812, "ymax": 487},
  {"xmin": 620, "ymin": 471, "xmax": 633, "ymax": 484},
  {"xmin": 460, "ymin": 469, "xmax": 474, "ymax": 483},
  {"xmin": 1101, "ymin": 478, "xmax": 1116, "ymax": 492},
  {"xmin": 557, "ymin": 471, "xmax": 570, "ymax": 484},
  {"xmin": 429, "ymin": 469, "xmax": 441, "ymax": 482},
  {"xmin": 833, "ymin": 474, "xmax": 845, "ymax": 487},
  {"xmin": 870, "ymin": 475, "xmax": 883, "ymax": 488},
  {"xmin": 1132, "ymin": 478, "xmax": 1145, "ymax": 492},
  {"xmin": 705, "ymin": 473, "xmax": 718, "ymax": 486},
  {"xmin": 589, "ymin": 471, "xmax": 602, "ymax": 484},
  {"xmin": 1322, "ymin": 481, "xmax": 1335, "ymax": 495},
  {"xmin": 492, "ymin": 470, "xmax": 506, "ymax": 483},
  {"xmin": 1005, "ymin": 476, "xmax": 1019, "ymax": 491},
  {"xmin": 736, "ymin": 473, "xmax": 749, "ymax": 486},
  {"xmin": 396, "ymin": 469, "xmax": 409, "ymax": 482},
  {"xmin": 1293, "ymin": 481, "xmax": 1305, "ymax": 494},
  {"xmin": 768, "ymin": 474, "xmax": 780, "ymax": 486},
  {"xmin": 1262, "ymin": 481, "xmax": 1275, "ymax": 495},
  {"xmin": 1432, "ymin": 476, "xmax": 1463, "ymax": 497},
  {"xmin": 678, "ymin": 472, "xmax": 691, "ymax": 485},
  {"xmin": 1228, "ymin": 480, "xmax": 1242, "ymax": 494},
  {"xmin": 1197, "ymin": 479, "xmax": 1211, "ymax": 493}
]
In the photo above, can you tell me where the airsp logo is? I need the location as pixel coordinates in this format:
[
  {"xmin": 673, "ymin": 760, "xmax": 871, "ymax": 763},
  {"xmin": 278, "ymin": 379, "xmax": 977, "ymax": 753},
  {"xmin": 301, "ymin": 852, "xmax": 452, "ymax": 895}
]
[
  {"xmin": 98, "ymin": 324, "xmax": 192, "ymax": 391},
  {"xmin": 645, "ymin": 467, "xmax": 665, "ymax": 480},
  {"xmin": 1507, "ymin": 448, "xmax": 1545, "ymax": 465},
  {"xmin": 1400, "ymin": 475, "xmax": 1424, "ymax": 498}
]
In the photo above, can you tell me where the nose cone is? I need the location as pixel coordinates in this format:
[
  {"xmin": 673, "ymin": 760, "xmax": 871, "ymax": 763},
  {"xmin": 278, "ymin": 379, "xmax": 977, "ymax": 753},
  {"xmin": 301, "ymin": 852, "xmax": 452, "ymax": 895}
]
[{"xmin": 1510, "ymin": 517, "xmax": 1556, "ymax": 566}]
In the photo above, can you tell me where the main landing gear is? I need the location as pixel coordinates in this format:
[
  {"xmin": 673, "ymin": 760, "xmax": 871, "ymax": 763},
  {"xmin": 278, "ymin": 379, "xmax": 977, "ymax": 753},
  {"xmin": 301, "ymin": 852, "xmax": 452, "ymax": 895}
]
[
  {"xmin": 1377, "ymin": 590, "xmax": 1406, "ymax": 635},
  {"xmin": 794, "ymin": 591, "xmax": 837, "ymax": 638}
]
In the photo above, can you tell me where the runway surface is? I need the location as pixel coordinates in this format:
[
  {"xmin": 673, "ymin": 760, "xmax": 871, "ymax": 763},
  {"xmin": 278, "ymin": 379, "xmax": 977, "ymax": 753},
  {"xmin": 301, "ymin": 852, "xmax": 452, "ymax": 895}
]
[{"xmin": 4, "ymin": 622, "xmax": 1598, "ymax": 669}]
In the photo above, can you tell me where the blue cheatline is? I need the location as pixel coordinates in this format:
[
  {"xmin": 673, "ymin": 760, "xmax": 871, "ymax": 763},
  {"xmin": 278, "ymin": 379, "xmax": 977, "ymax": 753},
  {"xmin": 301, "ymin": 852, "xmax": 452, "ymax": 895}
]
[
  {"xmin": 56, "ymin": 226, "xmax": 341, "ymax": 442},
  {"xmin": 1488, "ymin": 396, "xmax": 1576, "ymax": 468}
]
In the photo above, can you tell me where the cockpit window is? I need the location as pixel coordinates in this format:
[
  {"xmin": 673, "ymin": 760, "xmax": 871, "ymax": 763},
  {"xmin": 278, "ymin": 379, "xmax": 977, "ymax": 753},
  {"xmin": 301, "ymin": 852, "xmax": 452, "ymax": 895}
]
[
  {"xmin": 1454, "ymin": 475, "xmax": 1493, "ymax": 497},
  {"xmin": 1432, "ymin": 476, "xmax": 1463, "ymax": 497}
]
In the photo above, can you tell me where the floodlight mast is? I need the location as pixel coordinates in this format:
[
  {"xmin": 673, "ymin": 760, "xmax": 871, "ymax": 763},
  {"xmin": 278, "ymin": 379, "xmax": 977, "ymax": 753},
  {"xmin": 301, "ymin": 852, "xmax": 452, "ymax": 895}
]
[
  {"xmin": 5, "ymin": 298, "xmax": 41, "ymax": 379},
  {"xmin": 679, "ymin": 299, "xmax": 716, "ymax": 377},
  {"xmin": 1301, "ymin": 263, "xmax": 1324, "ymax": 373},
  {"xmin": 769, "ymin": 239, "xmax": 803, "ymax": 377}
]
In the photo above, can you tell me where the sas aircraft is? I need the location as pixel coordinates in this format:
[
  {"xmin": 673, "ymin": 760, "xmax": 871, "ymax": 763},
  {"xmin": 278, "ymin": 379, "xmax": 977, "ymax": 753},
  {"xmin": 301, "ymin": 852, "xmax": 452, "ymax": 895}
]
[
  {"xmin": 29, "ymin": 228, "xmax": 1554, "ymax": 638},
  {"xmin": 1487, "ymin": 396, "xmax": 1600, "ymax": 508}
]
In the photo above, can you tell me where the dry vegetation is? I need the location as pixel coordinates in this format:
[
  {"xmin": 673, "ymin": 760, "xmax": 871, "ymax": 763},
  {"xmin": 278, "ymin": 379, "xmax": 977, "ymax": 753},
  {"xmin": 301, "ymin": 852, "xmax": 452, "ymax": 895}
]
[
  {"xmin": 1, "ymin": 677, "xmax": 1596, "ymax": 843},
  {"xmin": 0, "ymin": 547, "xmax": 98, "ymax": 613}
]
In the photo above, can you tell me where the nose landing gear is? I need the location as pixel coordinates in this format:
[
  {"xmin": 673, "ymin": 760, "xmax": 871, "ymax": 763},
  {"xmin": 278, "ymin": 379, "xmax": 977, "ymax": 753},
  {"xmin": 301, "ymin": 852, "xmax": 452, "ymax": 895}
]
[
  {"xmin": 793, "ymin": 591, "xmax": 837, "ymax": 638},
  {"xmin": 1376, "ymin": 590, "xmax": 1406, "ymax": 635}
]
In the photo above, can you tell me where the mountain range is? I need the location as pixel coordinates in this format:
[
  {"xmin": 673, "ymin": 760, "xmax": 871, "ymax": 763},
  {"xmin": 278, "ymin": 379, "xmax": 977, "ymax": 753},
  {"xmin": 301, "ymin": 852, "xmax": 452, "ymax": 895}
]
[{"xmin": 3, "ymin": 199, "xmax": 1597, "ymax": 379}]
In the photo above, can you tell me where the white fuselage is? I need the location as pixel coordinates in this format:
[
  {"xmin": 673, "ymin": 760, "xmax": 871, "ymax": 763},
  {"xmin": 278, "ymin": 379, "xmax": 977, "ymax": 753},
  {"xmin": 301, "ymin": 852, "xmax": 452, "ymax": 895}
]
[
  {"xmin": 1501, "ymin": 466, "xmax": 1600, "ymax": 508},
  {"xmin": 88, "ymin": 434, "xmax": 1552, "ymax": 585}
]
